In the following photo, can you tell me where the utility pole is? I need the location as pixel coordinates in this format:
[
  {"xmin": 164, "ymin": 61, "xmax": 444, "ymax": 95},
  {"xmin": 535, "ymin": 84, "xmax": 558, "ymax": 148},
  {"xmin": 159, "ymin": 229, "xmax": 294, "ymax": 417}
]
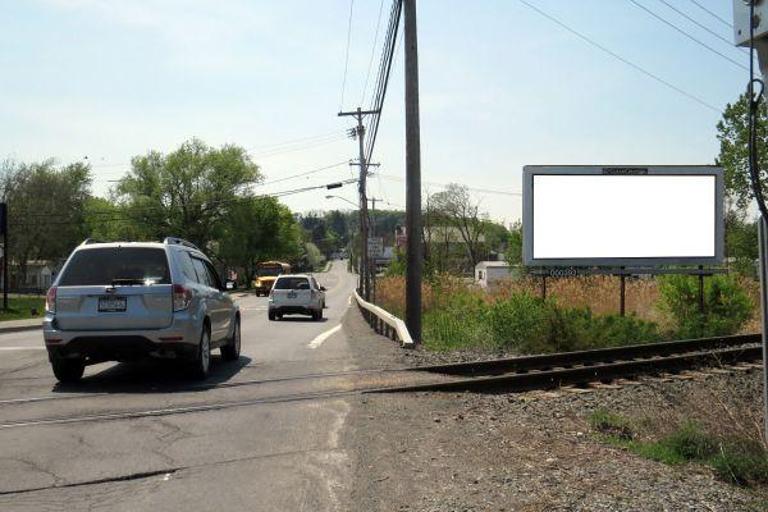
[
  {"xmin": 338, "ymin": 107, "xmax": 379, "ymax": 301},
  {"xmin": 368, "ymin": 197, "xmax": 383, "ymax": 303},
  {"xmin": 404, "ymin": 0, "xmax": 422, "ymax": 344}
]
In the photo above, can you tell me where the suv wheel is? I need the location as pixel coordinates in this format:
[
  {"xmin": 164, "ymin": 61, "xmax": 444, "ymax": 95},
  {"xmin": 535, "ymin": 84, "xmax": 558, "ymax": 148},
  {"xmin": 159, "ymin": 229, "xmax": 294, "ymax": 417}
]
[
  {"xmin": 221, "ymin": 318, "xmax": 241, "ymax": 361},
  {"xmin": 268, "ymin": 311, "xmax": 276, "ymax": 321},
  {"xmin": 51, "ymin": 357, "xmax": 85, "ymax": 384},
  {"xmin": 190, "ymin": 325, "xmax": 211, "ymax": 379}
]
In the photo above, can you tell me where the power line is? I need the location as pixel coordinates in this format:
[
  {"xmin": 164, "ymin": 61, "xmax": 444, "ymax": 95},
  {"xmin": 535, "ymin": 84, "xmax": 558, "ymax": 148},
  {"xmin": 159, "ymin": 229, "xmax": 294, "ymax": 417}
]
[
  {"xmin": 246, "ymin": 130, "xmax": 346, "ymax": 152},
  {"xmin": 363, "ymin": 0, "xmax": 403, "ymax": 165},
  {"xmin": 249, "ymin": 133, "xmax": 349, "ymax": 159},
  {"xmin": 361, "ymin": 0, "xmax": 386, "ymax": 106},
  {"xmin": 655, "ymin": 0, "xmax": 747, "ymax": 52},
  {"xmin": 339, "ymin": 0, "xmax": 355, "ymax": 110},
  {"xmin": 626, "ymin": 0, "xmax": 747, "ymax": 71},
  {"xmin": 11, "ymin": 179, "xmax": 361, "ymax": 225},
  {"xmin": 686, "ymin": 0, "xmax": 732, "ymax": 29},
  {"xmin": 378, "ymin": 173, "xmax": 522, "ymax": 197},
  {"xmin": 255, "ymin": 161, "xmax": 350, "ymax": 187},
  {"xmin": 86, "ymin": 130, "xmax": 349, "ymax": 171},
  {"xmin": 516, "ymin": 0, "xmax": 721, "ymax": 113}
]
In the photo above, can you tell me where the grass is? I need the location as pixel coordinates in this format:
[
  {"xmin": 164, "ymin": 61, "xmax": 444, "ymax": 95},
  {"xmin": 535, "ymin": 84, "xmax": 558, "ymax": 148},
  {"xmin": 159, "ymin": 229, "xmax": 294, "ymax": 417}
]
[
  {"xmin": 588, "ymin": 409, "xmax": 768, "ymax": 488},
  {"xmin": 374, "ymin": 273, "xmax": 755, "ymax": 354},
  {"xmin": 0, "ymin": 296, "xmax": 45, "ymax": 321}
]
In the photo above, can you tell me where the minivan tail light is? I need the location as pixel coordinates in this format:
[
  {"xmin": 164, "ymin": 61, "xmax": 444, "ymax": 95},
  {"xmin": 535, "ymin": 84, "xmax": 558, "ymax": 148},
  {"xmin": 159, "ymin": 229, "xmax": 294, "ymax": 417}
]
[
  {"xmin": 173, "ymin": 284, "xmax": 192, "ymax": 311},
  {"xmin": 45, "ymin": 286, "xmax": 57, "ymax": 314}
]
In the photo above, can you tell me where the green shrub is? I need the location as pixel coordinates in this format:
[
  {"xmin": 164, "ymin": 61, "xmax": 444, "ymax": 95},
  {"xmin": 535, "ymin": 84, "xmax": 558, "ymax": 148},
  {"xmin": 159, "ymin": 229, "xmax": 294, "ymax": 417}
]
[
  {"xmin": 659, "ymin": 274, "xmax": 753, "ymax": 338},
  {"xmin": 421, "ymin": 290, "xmax": 662, "ymax": 354},
  {"xmin": 485, "ymin": 293, "xmax": 550, "ymax": 352},
  {"xmin": 659, "ymin": 422, "xmax": 718, "ymax": 460},
  {"xmin": 589, "ymin": 409, "xmax": 634, "ymax": 441},
  {"xmin": 591, "ymin": 414, "xmax": 768, "ymax": 487},
  {"xmin": 587, "ymin": 314, "xmax": 662, "ymax": 348},
  {"xmin": 711, "ymin": 439, "xmax": 768, "ymax": 486},
  {"xmin": 422, "ymin": 289, "xmax": 493, "ymax": 351}
]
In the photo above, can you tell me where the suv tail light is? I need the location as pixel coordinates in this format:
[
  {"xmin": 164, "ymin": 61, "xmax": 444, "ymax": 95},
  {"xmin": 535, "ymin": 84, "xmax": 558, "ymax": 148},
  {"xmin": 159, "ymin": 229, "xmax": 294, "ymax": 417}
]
[
  {"xmin": 173, "ymin": 284, "xmax": 192, "ymax": 311},
  {"xmin": 45, "ymin": 286, "xmax": 57, "ymax": 314}
]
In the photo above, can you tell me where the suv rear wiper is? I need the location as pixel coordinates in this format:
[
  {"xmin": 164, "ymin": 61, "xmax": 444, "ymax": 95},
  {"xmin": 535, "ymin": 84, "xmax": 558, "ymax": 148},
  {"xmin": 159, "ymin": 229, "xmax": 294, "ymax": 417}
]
[{"xmin": 111, "ymin": 278, "xmax": 147, "ymax": 286}]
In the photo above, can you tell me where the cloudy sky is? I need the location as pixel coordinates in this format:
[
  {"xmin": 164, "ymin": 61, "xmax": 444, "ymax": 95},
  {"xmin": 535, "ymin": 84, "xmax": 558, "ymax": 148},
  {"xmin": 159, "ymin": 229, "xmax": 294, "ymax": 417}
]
[{"xmin": 0, "ymin": 0, "xmax": 748, "ymax": 225}]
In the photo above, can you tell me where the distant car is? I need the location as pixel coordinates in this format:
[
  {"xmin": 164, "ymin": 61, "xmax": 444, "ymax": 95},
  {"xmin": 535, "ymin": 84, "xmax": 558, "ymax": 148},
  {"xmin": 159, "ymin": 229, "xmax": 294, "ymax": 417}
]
[
  {"xmin": 268, "ymin": 274, "xmax": 326, "ymax": 321},
  {"xmin": 43, "ymin": 237, "xmax": 241, "ymax": 383}
]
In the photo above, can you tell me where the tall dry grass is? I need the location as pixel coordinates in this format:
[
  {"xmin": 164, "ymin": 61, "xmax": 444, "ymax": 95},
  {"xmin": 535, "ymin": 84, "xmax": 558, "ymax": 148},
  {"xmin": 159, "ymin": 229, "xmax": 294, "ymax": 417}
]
[{"xmin": 376, "ymin": 274, "xmax": 760, "ymax": 336}]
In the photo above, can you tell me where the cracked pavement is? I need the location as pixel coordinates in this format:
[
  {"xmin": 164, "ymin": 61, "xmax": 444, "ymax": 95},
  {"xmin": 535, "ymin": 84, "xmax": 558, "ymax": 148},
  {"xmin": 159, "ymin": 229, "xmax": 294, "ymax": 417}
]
[{"xmin": 0, "ymin": 261, "xmax": 368, "ymax": 511}]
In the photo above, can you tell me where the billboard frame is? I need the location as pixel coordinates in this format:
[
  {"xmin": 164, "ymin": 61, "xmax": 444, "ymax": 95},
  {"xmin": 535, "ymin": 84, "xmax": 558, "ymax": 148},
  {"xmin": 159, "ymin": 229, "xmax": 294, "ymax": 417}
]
[{"xmin": 522, "ymin": 165, "xmax": 725, "ymax": 267}]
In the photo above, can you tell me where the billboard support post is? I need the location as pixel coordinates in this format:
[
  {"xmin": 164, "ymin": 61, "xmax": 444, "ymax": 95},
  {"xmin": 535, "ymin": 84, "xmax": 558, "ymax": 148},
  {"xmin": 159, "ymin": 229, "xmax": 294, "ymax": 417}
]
[
  {"xmin": 619, "ymin": 269, "xmax": 626, "ymax": 317},
  {"xmin": 758, "ymin": 217, "xmax": 768, "ymax": 443},
  {"xmin": 698, "ymin": 265, "xmax": 705, "ymax": 314},
  {"xmin": 540, "ymin": 276, "xmax": 547, "ymax": 300}
]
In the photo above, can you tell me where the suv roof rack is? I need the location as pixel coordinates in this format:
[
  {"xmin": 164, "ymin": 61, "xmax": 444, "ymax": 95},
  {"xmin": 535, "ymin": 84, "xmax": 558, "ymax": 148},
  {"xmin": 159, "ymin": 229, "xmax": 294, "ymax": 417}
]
[
  {"xmin": 80, "ymin": 238, "xmax": 105, "ymax": 245},
  {"xmin": 163, "ymin": 237, "xmax": 200, "ymax": 251}
]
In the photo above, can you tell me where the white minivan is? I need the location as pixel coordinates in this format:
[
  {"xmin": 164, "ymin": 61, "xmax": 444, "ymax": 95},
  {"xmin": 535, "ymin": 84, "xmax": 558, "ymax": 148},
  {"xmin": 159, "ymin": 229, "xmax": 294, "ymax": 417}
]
[{"xmin": 268, "ymin": 274, "xmax": 326, "ymax": 321}]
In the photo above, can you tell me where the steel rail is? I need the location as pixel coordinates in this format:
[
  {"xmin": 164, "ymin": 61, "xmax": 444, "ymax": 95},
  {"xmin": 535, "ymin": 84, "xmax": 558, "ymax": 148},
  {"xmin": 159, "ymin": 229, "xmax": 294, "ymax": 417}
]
[
  {"xmin": 376, "ymin": 345, "xmax": 762, "ymax": 394},
  {"xmin": 409, "ymin": 333, "xmax": 761, "ymax": 376}
]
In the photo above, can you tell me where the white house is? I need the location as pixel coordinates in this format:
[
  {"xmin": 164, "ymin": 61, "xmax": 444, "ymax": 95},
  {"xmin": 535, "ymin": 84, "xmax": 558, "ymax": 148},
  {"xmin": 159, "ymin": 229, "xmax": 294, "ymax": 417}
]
[{"xmin": 475, "ymin": 261, "xmax": 519, "ymax": 289}]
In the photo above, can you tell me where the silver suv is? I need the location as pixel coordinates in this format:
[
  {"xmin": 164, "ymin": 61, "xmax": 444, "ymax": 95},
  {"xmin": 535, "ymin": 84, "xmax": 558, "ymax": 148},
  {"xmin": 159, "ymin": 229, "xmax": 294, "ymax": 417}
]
[{"xmin": 43, "ymin": 238, "xmax": 241, "ymax": 383}]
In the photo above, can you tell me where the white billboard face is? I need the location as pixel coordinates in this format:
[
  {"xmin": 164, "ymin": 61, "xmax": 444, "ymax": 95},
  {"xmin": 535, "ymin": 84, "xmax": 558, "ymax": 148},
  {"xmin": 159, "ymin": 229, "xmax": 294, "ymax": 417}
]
[{"xmin": 523, "ymin": 167, "xmax": 724, "ymax": 266}]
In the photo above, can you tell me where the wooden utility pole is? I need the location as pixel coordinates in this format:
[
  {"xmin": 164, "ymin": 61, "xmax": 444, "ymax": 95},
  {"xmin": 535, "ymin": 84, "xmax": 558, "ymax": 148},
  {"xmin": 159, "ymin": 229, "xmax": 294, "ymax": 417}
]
[
  {"xmin": 338, "ymin": 107, "xmax": 379, "ymax": 301},
  {"xmin": 404, "ymin": 0, "xmax": 422, "ymax": 343}
]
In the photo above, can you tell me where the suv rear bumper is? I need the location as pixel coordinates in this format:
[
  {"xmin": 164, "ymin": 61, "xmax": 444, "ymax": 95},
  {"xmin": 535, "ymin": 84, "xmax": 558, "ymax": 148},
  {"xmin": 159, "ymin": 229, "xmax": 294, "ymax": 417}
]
[
  {"xmin": 269, "ymin": 305, "xmax": 319, "ymax": 316},
  {"xmin": 43, "ymin": 313, "xmax": 201, "ymax": 363}
]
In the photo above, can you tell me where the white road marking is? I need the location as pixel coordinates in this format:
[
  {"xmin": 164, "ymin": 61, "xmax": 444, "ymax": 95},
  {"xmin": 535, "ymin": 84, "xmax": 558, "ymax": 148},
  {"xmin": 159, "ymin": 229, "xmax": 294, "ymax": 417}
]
[
  {"xmin": 0, "ymin": 346, "xmax": 45, "ymax": 351},
  {"xmin": 307, "ymin": 324, "xmax": 343, "ymax": 350}
]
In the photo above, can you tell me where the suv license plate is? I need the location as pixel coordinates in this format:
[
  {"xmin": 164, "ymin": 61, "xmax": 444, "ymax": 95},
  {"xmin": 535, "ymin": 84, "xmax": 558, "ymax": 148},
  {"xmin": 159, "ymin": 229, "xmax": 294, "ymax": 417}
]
[
  {"xmin": 287, "ymin": 291, "xmax": 297, "ymax": 299},
  {"xmin": 98, "ymin": 296, "xmax": 127, "ymax": 312}
]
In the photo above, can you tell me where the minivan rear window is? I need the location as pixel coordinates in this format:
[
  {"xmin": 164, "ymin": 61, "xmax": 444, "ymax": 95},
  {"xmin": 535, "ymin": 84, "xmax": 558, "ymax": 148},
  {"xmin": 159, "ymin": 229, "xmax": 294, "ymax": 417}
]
[
  {"xmin": 274, "ymin": 277, "xmax": 310, "ymax": 290},
  {"xmin": 58, "ymin": 248, "xmax": 171, "ymax": 286}
]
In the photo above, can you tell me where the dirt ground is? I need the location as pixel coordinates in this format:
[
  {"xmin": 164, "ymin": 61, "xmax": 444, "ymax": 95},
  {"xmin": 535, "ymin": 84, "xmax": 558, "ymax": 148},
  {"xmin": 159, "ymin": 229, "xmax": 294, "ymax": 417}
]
[{"xmin": 342, "ymin": 307, "xmax": 767, "ymax": 512}]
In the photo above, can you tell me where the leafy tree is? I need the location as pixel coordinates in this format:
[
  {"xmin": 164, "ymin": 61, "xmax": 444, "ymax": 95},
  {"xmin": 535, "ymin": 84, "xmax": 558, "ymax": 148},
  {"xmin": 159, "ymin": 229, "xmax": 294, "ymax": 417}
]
[
  {"xmin": 217, "ymin": 196, "xmax": 302, "ymax": 284},
  {"xmin": 428, "ymin": 184, "xmax": 488, "ymax": 271},
  {"xmin": 0, "ymin": 160, "xmax": 91, "ymax": 285},
  {"xmin": 506, "ymin": 220, "xmax": 523, "ymax": 266},
  {"xmin": 83, "ymin": 196, "xmax": 147, "ymax": 242},
  {"xmin": 116, "ymin": 138, "xmax": 261, "ymax": 249},
  {"xmin": 716, "ymin": 92, "xmax": 768, "ymax": 212}
]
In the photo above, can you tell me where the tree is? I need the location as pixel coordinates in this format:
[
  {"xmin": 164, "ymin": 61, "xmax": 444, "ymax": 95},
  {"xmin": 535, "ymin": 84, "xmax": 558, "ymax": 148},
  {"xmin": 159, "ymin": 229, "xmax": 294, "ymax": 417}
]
[
  {"xmin": 0, "ymin": 160, "xmax": 91, "ymax": 285},
  {"xmin": 116, "ymin": 138, "xmax": 261, "ymax": 250},
  {"xmin": 83, "ymin": 196, "xmax": 147, "ymax": 242},
  {"xmin": 429, "ymin": 184, "xmax": 488, "ymax": 270},
  {"xmin": 218, "ymin": 196, "xmax": 302, "ymax": 285},
  {"xmin": 506, "ymin": 220, "xmax": 523, "ymax": 266},
  {"xmin": 716, "ymin": 92, "xmax": 768, "ymax": 212}
]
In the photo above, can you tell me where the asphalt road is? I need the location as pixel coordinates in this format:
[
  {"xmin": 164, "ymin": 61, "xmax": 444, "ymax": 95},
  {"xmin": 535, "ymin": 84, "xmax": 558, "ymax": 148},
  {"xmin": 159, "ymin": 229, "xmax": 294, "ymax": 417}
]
[{"xmin": 0, "ymin": 260, "xmax": 365, "ymax": 511}]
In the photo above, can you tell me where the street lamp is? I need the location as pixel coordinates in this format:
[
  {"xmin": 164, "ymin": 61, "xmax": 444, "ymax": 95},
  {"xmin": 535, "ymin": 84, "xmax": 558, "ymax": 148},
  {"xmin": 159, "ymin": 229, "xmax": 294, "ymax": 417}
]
[{"xmin": 325, "ymin": 195, "xmax": 358, "ymax": 208}]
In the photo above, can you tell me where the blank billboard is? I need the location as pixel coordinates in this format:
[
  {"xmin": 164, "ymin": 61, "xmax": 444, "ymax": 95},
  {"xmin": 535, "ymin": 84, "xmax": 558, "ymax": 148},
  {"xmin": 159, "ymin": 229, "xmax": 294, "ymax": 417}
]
[{"xmin": 522, "ymin": 166, "xmax": 724, "ymax": 267}]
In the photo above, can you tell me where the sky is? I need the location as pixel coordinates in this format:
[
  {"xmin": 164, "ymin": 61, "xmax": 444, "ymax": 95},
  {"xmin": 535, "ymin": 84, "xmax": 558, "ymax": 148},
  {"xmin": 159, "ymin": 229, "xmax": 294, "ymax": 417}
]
[{"xmin": 0, "ymin": 0, "xmax": 750, "ymax": 226}]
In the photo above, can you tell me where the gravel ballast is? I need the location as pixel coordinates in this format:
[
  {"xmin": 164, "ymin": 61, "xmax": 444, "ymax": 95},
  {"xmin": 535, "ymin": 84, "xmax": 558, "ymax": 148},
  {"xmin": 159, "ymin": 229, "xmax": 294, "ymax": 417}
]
[{"xmin": 343, "ymin": 307, "xmax": 767, "ymax": 511}]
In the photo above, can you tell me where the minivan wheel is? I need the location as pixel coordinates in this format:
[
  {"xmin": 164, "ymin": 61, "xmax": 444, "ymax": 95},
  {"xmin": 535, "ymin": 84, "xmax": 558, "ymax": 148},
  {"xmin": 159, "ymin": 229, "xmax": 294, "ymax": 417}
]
[
  {"xmin": 51, "ymin": 358, "xmax": 85, "ymax": 384},
  {"xmin": 221, "ymin": 318, "xmax": 241, "ymax": 361},
  {"xmin": 190, "ymin": 326, "xmax": 211, "ymax": 379}
]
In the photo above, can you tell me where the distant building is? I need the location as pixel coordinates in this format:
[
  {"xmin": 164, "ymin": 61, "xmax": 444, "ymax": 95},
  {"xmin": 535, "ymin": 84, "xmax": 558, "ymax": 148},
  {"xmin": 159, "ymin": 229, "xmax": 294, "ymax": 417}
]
[{"xmin": 475, "ymin": 261, "xmax": 520, "ymax": 289}]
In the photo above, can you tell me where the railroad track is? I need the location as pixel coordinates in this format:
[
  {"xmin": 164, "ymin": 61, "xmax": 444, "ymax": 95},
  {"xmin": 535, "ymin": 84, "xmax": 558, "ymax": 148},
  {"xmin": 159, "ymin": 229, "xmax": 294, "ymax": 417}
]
[
  {"xmin": 0, "ymin": 334, "xmax": 761, "ymax": 429},
  {"xmin": 383, "ymin": 333, "xmax": 764, "ymax": 393}
]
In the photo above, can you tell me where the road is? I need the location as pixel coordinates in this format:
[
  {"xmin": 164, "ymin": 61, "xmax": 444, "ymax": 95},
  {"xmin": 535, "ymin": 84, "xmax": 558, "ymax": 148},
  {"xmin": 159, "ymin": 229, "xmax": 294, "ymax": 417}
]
[{"xmin": 0, "ymin": 260, "xmax": 368, "ymax": 511}]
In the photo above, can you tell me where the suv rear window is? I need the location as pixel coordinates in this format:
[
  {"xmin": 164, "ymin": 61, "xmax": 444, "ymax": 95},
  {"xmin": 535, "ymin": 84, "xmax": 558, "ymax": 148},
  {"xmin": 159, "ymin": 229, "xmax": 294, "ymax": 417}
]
[
  {"xmin": 58, "ymin": 248, "xmax": 171, "ymax": 286},
  {"xmin": 274, "ymin": 277, "xmax": 310, "ymax": 290}
]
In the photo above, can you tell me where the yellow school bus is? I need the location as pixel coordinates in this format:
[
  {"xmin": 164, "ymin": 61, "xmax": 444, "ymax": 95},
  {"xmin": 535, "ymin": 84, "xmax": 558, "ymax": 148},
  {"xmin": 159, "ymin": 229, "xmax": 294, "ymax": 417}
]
[{"xmin": 252, "ymin": 261, "xmax": 291, "ymax": 296}]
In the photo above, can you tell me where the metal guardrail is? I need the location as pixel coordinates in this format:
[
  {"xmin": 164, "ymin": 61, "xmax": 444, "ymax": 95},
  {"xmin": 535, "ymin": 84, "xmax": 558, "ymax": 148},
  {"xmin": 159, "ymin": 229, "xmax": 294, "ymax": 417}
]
[{"xmin": 353, "ymin": 290, "xmax": 414, "ymax": 348}]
